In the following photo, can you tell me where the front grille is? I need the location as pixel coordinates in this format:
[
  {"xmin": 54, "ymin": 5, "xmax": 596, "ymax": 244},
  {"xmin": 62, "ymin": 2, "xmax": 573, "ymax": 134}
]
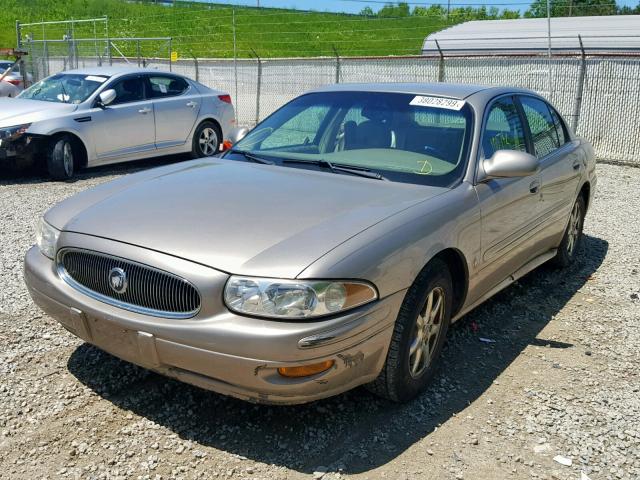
[{"xmin": 58, "ymin": 249, "xmax": 201, "ymax": 318}]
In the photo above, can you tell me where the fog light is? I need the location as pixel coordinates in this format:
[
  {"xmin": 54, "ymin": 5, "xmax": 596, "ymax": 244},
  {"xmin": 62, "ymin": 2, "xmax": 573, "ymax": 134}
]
[{"xmin": 277, "ymin": 360, "xmax": 334, "ymax": 378}]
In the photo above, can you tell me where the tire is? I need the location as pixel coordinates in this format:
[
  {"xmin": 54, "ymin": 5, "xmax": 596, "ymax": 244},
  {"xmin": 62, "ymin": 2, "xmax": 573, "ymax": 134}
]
[
  {"xmin": 191, "ymin": 121, "xmax": 221, "ymax": 158},
  {"xmin": 367, "ymin": 258, "xmax": 453, "ymax": 402},
  {"xmin": 46, "ymin": 135, "xmax": 76, "ymax": 181},
  {"xmin": 551, "ymin": 196, "xmax": 586, "ymax": 268}
]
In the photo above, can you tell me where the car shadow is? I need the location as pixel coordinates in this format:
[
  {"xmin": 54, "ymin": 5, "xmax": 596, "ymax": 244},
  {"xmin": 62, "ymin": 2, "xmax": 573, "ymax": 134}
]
[
  {"xmin": 0, "ymin": 154, "xmax": 190, "ymax": 185},
  {"xmin": 66, "ymin": 234, "xmax": 608, "ymax": 475}
]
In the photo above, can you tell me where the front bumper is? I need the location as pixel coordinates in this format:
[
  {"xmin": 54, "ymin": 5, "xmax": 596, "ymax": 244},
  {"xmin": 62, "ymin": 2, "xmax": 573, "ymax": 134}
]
[
  {"xmin": 24, "ymin": 237, "xmax": 403, "ymax": 405},
  {"xmin": 0, "ymin": 134, "xmax": 42, "ymax": 170}
]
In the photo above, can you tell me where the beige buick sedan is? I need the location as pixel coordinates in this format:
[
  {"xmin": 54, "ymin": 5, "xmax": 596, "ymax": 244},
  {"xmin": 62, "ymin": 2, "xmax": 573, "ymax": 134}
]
[{"xmin": 24, "ymin": 83, "xmax": 596, "ymax": 404}]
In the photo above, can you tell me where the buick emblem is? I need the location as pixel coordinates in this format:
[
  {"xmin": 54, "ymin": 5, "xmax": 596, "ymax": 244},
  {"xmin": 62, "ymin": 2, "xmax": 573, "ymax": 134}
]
[{"xmin": 108, "ymin": 267, "xmax": 128, "ymax": 294}]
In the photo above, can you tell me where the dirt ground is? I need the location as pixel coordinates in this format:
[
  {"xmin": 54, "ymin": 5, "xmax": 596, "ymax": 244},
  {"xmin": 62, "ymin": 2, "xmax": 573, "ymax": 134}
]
[{"xmin": 0, "ymin": 159, "xmax": 638, "ymax": 480}]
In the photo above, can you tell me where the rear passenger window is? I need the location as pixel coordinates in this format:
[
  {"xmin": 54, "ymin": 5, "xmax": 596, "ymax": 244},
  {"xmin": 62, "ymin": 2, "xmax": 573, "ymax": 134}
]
[
  {"xmin": 549, "ymin": 108, "xmax": 568, "ymax": 146},
  {"xmin": 148, "ymin": 76, "xmax": 189, "ymax": 98},
  {"xmin": 519, "ymin": 97, "xmax": 560, "ymax": 158},
  {"xmin": 482, "ymin": 97, "xmax": 527, "ymax": 159}
]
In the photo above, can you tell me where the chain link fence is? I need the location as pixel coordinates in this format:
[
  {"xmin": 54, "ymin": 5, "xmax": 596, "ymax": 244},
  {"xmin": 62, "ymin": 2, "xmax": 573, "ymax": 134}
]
[{"xmin": 14, "ymin": 18, "xmax": 640, "ymax": 166}]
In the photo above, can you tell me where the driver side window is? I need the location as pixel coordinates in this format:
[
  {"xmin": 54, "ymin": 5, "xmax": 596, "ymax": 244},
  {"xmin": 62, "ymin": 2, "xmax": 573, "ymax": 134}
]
[
  {"xmin": 260, "ymin": 105, "xmax": 330, "ymax": 150},
  {"xmin": 483, "ymin": 97, "xmax": 527, "ymax": 159},
  {"xmin": 109, "ymin": 77, "xmax": 145, "ymax": 105}
]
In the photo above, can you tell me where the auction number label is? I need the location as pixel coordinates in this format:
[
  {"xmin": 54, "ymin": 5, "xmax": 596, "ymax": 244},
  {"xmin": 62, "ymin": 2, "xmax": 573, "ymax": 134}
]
[{"xmin": 410, "ymin": 95, "xmax": 465, "ymax": 111}]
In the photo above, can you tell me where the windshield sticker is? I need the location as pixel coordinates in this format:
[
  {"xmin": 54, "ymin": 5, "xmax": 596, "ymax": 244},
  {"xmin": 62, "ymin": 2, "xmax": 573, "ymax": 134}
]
[
  {"xmin": 85, "ymin": 75, "xmax": 107, "ymax": 83},
  {"xmin": 410, "ymin": 96, "xmax": 465, "ymax": 111},
  {"xmin": 414, "ymin": 159, "xmax": 434, "ymax": 175}
]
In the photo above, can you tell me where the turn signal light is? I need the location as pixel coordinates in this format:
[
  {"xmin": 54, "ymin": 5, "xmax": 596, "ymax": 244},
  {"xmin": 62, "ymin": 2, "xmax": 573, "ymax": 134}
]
[{"xmin": 277, "ymin": 360, "xmax": 334, "ymax": 378}]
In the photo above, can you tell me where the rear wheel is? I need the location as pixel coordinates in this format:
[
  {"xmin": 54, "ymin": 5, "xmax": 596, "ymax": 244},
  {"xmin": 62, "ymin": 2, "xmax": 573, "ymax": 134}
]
[
  {"xmin": 367, "ymin": 258, "xmax": 453, "ymax": 402},
  {"xmin": 191, "ymin": 121, "xmax": 221, "ymax": 158},
  {"xmin": 46, "ymin": 135, "xmax": 76, "ymax": 181},
  {"xmin": 552, "ymin": 196, "xmax": 586, "ymax": 268}
]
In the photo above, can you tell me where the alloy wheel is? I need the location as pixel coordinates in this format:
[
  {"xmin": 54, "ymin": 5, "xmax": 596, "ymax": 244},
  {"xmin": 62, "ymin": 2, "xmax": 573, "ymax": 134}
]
[
  {"xmin": 409, "ymin": 286, "xmax": 445, "ymax": 378},
  {"xmin": 199, "ymin": 127, "xmax": 218, "ymax": 156},
  {"xmin": 62, "ymin": 141, "xmax": 73, "ymax": 177},
  {"xmin": 566, "ymin": 201, "xmax": 582, "ymax": 256}
]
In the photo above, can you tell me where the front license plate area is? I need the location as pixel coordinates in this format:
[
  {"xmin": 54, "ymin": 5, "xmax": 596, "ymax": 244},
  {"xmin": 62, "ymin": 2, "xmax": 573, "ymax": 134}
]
[{"xmin": 86, "ymin": 316, "xmax": 140, "ymax": 363}]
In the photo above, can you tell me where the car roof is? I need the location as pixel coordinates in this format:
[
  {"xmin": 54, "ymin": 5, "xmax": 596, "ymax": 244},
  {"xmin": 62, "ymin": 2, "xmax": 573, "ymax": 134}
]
[
  {"xmin": 310, "ymin": 82, "xmax": 536, "ymax": 101},
  {"xmin": 60, "ymin": 66, "xmax": 180, "ymax": 78}
]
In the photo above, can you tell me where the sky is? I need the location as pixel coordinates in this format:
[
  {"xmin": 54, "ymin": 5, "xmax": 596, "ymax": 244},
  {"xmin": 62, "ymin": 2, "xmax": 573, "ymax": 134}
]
[{"xmin": 203, "ymin": 0, "xmax": 639, "ymax": 13}]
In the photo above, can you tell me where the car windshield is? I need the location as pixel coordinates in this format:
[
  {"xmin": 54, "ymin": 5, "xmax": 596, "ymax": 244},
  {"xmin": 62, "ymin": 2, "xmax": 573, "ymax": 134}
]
[
  {"xmin": 230, "ymin": 91, "xmax": 473, "ymax": 187},
  {"xmin": 0, "ymin": 61, "xmax": 15, "ymax": 73},
  {"xmin": 18, "ymin": 73, "xmax": 108, "ymax": 104}
]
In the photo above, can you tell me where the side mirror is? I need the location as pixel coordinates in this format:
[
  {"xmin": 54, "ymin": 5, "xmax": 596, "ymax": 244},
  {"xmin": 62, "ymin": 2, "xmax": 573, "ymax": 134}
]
[
  {"xmin": 483, "ymin": 150, "xmax": 539, "ymax": 180},
  {"xmin": 228, "ymin": 126, "xmax": 249, "ymax": 145},
  {"xmin": 97, "ymin": 89, "xmax": 116, "ymax": 109}
]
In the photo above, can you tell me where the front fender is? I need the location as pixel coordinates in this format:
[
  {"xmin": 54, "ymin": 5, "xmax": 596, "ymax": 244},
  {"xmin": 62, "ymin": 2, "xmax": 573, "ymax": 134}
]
[{"xmin": 297, "ymin": 183, "xmax": 481, "ymax": 300}]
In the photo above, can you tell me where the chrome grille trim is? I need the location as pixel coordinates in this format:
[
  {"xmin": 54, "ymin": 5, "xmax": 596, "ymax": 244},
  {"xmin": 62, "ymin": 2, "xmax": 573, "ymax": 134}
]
[{"xmin": 57, "ymin": 248, "xmax": 201, "ymax": 319}]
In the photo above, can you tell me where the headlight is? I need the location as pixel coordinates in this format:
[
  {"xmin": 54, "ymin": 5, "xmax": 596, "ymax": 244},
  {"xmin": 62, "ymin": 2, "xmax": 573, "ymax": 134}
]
[
  {"xmin": 0, "ymin": 123, "xmax": 31, "ymax": 142},
  {"xmin": 36, "ymin": 218, "xmax": 60, "ymax": 259},
  {"xmin": 224, "ymin": 276, "xmax": 378, "ymax": 319}
]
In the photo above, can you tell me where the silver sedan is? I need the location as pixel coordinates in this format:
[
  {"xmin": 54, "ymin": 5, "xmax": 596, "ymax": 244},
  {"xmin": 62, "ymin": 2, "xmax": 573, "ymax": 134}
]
[
  {"xmin": 0, "ymin": 67, "xmax": 235, "ymax": 179},
  {"xmin": 24, "ymin": 83, "xmax": 596, "ymax": 404}
]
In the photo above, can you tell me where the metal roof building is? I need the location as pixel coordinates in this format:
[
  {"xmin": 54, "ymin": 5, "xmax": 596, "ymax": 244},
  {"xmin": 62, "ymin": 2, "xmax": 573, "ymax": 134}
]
[{"xmin": 422, "ymin": 16, "xmax": 640, "ymax": 56}]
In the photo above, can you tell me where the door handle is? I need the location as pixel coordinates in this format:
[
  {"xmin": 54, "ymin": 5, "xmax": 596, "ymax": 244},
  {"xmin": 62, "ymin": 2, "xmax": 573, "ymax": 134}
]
[
  {"xmin": 186, "ymin": 101, "xmax": 198, "ymax": 108},
  {"xmin": 572, "ymin": 161, "xmax": 581, "ymax": 170},
  {"xmin": 529, "ymin": 180, "xmax": 540, "ymax": 194},
  {"xmin": 138, "ymin": 107, "xmax": 152, "ymax": 114}
]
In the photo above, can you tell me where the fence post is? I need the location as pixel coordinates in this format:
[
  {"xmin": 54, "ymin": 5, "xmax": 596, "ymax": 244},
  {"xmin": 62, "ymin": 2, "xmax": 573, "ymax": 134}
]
[
  {"xmin": 572, "ymin": 35, "xmax": 587, "ymax": 133},
  {"xmin": 233, "ymin": 8, "xmax": 239, "ymax": 110},
  {"xmin": 193, "ymin": 54, "xmax": 199, "ymax": 82},
  {"xmin": 169, "ymin": 38, "xmax": 173, "ymax": 72},
  {"xmin": 333, "ymin": 45, "xmax": 341, "ymax": 83},
  {"xmin": 251, "ymin": 48, "xmax": 262, "ymax": 125},
  {"xmin": 43, "ymin": 39, "xmax": 49, "ymax": 78},
  {"xmin": 15, "ymin": 21, "xmax": 21, "ymax": 49},
  {"xmin": 137, "ymin": 40, "xmax": 141, "ymax": 67},
  {"xmin": 435, "ymin": 39, "xmax": 445, "ymax": 82}
]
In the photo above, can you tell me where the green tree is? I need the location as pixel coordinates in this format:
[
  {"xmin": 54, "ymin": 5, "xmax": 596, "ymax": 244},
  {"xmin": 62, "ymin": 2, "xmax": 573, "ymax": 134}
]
[
  {"xmin": 525, "ymin": 0, "xmax": 618, "ymax": 17},
  {"xmin": 377, "ymin": 2, "xmax": 411, "ymax": 17},
  {"xmin": 359, "ymin": 6, "xmax": 374, "ymax": 16}
]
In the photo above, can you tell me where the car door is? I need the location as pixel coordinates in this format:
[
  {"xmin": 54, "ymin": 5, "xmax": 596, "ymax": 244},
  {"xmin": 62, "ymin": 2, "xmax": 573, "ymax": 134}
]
[
  {"xmin": 517, "ymin": 95, "xmax": 584, "ymax": 242},
  {"xmin": 145, "ymin": 74, "xmax": 201, "ymax": 149},
  {"xmin": 90, "ymin": 75, "xmax": 156, "ymax": 162},
  {"xmin": 472, "ymin": 95, "xmax": 543, "ymax": 300}
]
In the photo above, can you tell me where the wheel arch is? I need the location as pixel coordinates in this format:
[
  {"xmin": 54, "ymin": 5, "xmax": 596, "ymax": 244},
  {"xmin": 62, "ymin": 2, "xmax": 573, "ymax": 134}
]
[
  {"xmin": 195, "ymin": 117, "xmax": 222, "ymax": 137},
  {"xmin": 579, "ymin": 181, "xmax": 591, "ymax": 212},
  {"xmin": 425, "ymin": 247, "xmax": 469, "ymax": 318},
  {"xmin": 47, "ymin": 131, "xmax": 89, "ymax": 169}
]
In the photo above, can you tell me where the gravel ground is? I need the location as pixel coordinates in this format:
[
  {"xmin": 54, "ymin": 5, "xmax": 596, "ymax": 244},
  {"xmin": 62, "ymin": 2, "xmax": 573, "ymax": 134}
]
[{"xmin": 0, "ymin": 160, "xmax": 638, "ymax": 480}]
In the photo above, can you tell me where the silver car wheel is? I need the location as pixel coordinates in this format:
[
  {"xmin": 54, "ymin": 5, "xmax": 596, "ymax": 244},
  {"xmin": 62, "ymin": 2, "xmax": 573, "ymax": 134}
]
[
  {"xmin": 199, "ymin": 127, "xmax": 218, "ymax": 156},
  {"xmin": 62, "ymin": 141, "xmax": 73, "ymax": 177},
  {"xmin": 566, "ymin": 201, "xmax": 581, "ymax": 256},
  {"xmin": 409, "ymin": 286, "xmax": 445, "ymax": 378}
]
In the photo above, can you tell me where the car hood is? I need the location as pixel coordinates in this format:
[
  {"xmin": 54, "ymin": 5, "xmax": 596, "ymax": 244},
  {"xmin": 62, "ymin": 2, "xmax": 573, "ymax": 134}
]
[
  {"xmin": 49, "ymin": 159, "xmax": 446, "ymax": 278},
  {"xmin": 0, "ymin": 98, "xmax": 78, "ymax": 127}
]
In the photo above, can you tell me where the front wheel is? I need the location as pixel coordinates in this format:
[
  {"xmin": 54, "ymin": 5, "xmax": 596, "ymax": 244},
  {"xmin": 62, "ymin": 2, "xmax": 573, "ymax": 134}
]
[
  {"xmin": 367, "ymin": 258, "xmax": 453, "ymax": 402},
  {"xmin": 552, "ymin": 196, "xmax": 586, "ymax": 268},
  {"xmin": 191, "ymin": 121, "xmax": 221, "ymax": 158},
  {"xmin": 47, "ymin": 135, "xmax": 76, "ymax": 181}
]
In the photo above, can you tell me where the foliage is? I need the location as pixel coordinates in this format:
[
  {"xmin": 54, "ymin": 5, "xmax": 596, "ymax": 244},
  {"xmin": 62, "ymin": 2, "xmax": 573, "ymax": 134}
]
[
  {"xmin": 524, "ymin": 0, "xmax": 619, "ymax": 17},
  {"xmin": 1, "ymin": 0, "xmax": 455, "ymax": 58}
]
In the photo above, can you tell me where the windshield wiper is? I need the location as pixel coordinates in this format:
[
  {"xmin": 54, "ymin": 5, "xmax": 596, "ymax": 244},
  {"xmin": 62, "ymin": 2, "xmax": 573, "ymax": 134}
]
[
  {"xmin": 228, "ymin": 149, "xmax": 274, "ymax": 165},
  {"xmin": 282, "ymin": 158, "xmax": 387, "ymax": 181}
]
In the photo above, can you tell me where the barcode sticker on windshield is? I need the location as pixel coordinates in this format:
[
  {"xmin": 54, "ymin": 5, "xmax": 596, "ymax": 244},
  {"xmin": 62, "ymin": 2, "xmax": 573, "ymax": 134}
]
[
  {"xmin": 410, "ymin": 96, "xmax": 465, "ymax": 111},
  {"xmin": 85, "ymin": 75, "xmax": 107, "ymax": 83}
]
